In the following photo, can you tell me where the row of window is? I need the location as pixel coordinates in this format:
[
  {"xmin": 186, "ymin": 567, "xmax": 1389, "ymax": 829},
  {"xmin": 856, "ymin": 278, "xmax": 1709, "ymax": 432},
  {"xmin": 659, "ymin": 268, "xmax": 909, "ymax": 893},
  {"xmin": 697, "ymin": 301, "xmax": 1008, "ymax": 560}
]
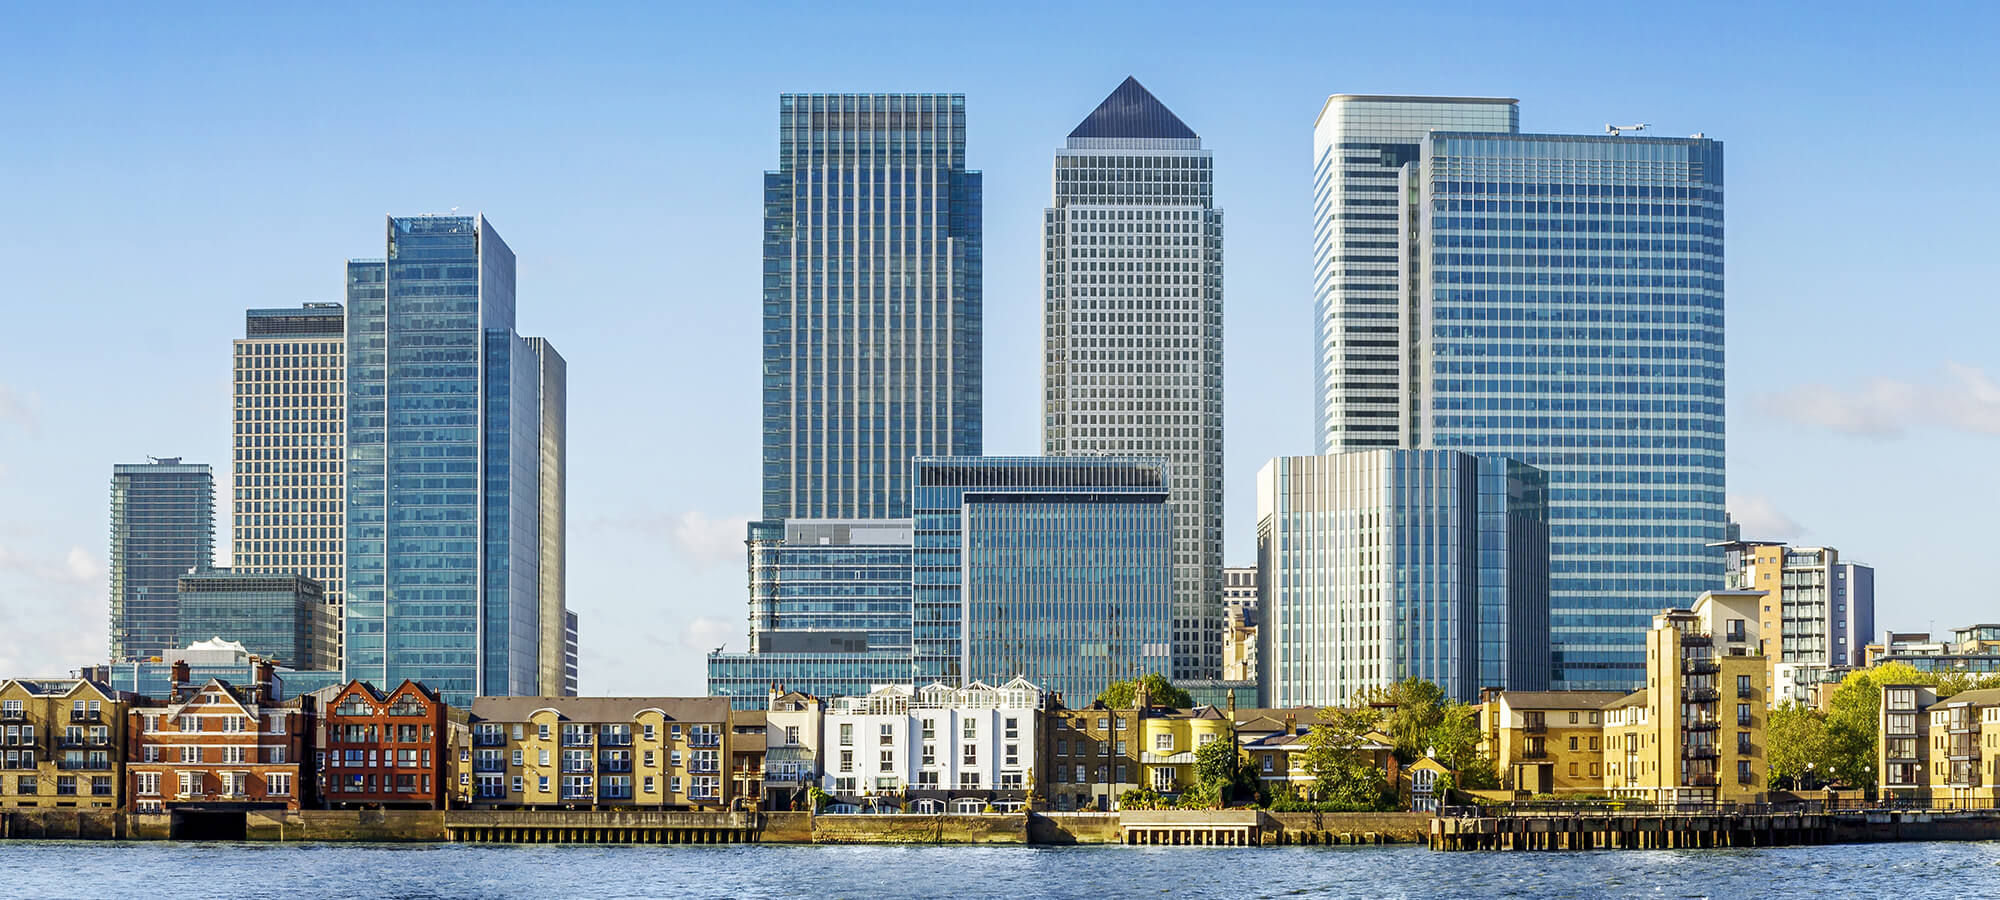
[{"xmin": 473, "ymin": 773, "xmax": 718, "ymax": 801}]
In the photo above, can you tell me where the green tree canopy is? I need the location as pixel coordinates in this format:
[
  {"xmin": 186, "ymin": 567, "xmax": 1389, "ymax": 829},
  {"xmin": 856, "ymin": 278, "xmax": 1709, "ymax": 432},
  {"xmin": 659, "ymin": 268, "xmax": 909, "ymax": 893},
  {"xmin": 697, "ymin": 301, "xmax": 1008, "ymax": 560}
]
[
  {"xmin": 1298, "ymin": 705, "xmax": 1394, "ymax": 809},
  {"xmin": 1095, "ymin": 672, "xmax": 1193, "ymax": 709}
]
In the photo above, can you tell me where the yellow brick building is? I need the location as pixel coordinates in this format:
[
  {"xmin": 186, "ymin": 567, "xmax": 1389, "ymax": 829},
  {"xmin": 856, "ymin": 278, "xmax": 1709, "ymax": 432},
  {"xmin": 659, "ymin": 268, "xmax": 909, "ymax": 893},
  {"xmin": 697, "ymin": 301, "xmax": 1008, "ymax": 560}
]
[
  {"xmin": 1136, "ymin": 707, "xmax": 1232, "ymax": 795},
  {"xmin": 0, "ymin": 678, "xmax": 127, "ymax": 810},
  {"xmin": 1879, "ymin": 686, "xmax": 2000, "ymax": 808},
  {"xmin": 468, "ymin": 697, "xmax": 749, "ymax": 810},
  {"xmin": 1476, "ymin": 690, "xmax": 1625, "ymax": 794},
  {"xmin": 1606, "ymin": 590, "xmax": 1769, "ymax": 802}
]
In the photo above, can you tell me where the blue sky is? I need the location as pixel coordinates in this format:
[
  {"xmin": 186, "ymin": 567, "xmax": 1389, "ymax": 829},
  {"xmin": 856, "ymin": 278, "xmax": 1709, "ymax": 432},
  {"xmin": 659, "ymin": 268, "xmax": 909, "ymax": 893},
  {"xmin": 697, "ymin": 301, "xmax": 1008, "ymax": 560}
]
[{"xmin": 2, "ymin": 2, "xmax": 1996, "ymax": 693}]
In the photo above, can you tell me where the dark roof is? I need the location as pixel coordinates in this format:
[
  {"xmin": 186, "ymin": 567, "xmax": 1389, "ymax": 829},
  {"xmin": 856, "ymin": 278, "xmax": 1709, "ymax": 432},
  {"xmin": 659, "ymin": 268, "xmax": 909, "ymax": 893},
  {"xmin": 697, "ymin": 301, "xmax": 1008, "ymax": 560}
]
[
  {"xmin": 1940, "ymin": 688, "xmax": 2000, "ymax": 708},
  {"xmin": 1496, "ymin": 691, "xmax": 1630, "ymax": 710},
  {"xmin": 1069, "ymin": 77, "xmax": 1196, "ymax": 140},
  {"xmin": 1603, "ymin": 690, "xmax": 1650, "ymax": 710}
]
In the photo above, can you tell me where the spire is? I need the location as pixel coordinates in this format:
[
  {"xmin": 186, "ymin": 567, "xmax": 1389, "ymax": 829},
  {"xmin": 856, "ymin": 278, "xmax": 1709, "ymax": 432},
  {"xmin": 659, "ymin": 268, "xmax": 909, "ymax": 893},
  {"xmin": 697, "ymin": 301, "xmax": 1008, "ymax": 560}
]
[{"xmin": 1068, "ymin": 76, "xmax": 1196, "ymax": 140}]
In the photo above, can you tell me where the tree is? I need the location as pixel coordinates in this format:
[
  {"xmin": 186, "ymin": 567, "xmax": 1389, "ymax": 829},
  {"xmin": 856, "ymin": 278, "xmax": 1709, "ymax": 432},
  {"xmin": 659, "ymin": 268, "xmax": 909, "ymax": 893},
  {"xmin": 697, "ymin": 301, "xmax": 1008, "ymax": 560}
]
[
  {"xmin": 1766, "ymin": 702, "xmax": 1828, "ymax": 789},
  {"xmin": 1095, "ymin": 673, "xmax": 1193, "ymax": 710},
  {"xmin": 1298, "ymin": 705, "xmax": 1394, "ymax": 809},
  {"xmin": 1189, "ymin": 727, "xmax": 1241, "ymax": 808}
]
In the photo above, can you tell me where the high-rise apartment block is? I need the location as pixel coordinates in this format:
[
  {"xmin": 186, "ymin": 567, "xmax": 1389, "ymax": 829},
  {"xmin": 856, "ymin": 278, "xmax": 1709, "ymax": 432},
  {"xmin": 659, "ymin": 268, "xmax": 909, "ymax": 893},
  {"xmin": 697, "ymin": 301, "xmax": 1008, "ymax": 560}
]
[
  {"xmin": 175, "ymin": 568, "xmax": 338, "ymax": 671},
  {"xmin": 1312, "ymin": 95, "xmax": 1727, "ymax": 690},
  {"xmin": 1722, "ymin": 540, "xmax": 1875, "ymax": 703},
  {"xmin": 232, "ymin": 303, "xmax": 345, "ymax": 653},
  {"xmin": 912, "ymin": 456, "xmax": 1174, "ymax": 702},
  {"xmin": 1043, "ymin": 78, "xmax": 1224, "ymax": 681},
  {"xmin": 760, "ymin": 92, "xmax": 982, "ymax": 522},
  {"xmin": 1256, "ymin": 450, "xmax": 1549, "ymax": 706},
  {"xmin": 343, "ymin": 215, "xmax": 567, "ymax": 705},
  {"xmin": 108, "ymin": 458, "xmax": 215, "ymax": 662}
]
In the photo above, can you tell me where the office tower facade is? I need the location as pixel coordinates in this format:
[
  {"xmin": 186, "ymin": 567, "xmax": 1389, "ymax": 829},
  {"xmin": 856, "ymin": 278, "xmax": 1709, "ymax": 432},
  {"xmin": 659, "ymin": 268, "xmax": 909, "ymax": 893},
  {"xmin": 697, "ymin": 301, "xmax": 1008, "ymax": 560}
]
[
  {"xmin": 108, "ymin": 458, "xmax": 215, "ymax": 661},
  {"xmin": 174, "ymin": 568, "xmax": 338, "ymax": 671},
  {"xmin": 563, "ymin": 610, "xmax": 579, "ymax": 697},
  {"xmin": 1042, "ymin": 77, "xmax": 1224, "ymax": 681},
  {"xmin": 1255, "ymin": 450, "xmax": 1549, "ymax": 706},
  {"xmin": 232, "ymin": 303, "xmax": 345, "ymax": 654},
  {"xmin": 526, "ymin": 337, "xmax": 567, "ymax": 696},
  {"xmin": 1313, "ymin": 96, "xmax": 1519, "ymax": 453},
  {"xmin": 1722, "ymin": 540, "xmax": 1876, "ymax": 703},
  {"xmin": 913, "ymin": 456, "xmax": 1174, "ymax": 702},
  {"xmin": 345, "ymin": 214, "xmax": 565, "ymax": 706},
  {"xmin": 760, "ymin": 92, "xmax": 982, "ymax": 522},
  {"xmin": 708, "ymin": 519, "xmax": 917, "ymax": 707},
  {"xmin": 1311, "ymin": 95, "xmax": 1727, "ymax": 690}
]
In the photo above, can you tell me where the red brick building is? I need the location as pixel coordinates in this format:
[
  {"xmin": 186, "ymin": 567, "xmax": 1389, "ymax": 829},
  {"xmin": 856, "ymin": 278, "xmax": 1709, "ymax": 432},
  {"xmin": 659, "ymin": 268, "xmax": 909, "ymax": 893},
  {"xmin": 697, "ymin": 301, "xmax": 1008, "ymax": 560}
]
[
  {"xmin": 318, "ymin": 680, "xmax": 470, "ymax": 810},
  {"xmin": 126, "ymin": 662, "xmax": 313, "ymax": 813}
]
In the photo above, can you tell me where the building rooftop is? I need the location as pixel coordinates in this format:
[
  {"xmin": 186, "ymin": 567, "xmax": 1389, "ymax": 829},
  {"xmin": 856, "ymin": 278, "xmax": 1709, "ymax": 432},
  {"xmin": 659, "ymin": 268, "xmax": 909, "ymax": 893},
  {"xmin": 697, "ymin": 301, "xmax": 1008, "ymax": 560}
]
[
  {"xmin": 1068, "ymin": 77, "xmax": 1195, "ymax": 140},
  {"xmin": 469, "ymin": 696, "xmax": 735, "ymax": 723},
  {"xmin": 1495, "ymin": 690, "xmax": 1630, "ymax": 710}
]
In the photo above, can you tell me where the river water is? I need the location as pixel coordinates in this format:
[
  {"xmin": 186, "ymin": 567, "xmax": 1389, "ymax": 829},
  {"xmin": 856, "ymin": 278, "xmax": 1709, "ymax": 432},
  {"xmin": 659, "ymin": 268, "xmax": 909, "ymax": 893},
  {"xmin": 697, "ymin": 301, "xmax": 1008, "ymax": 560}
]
[{"xmin": 0, "ymin": 840, "xmax": 1995, "ymax": 898}]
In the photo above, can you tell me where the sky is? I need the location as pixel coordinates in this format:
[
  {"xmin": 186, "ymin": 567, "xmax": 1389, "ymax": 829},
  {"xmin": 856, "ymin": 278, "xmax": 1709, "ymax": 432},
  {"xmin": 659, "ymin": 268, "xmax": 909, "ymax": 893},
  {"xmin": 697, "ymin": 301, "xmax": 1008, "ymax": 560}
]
[{"xmin": 1, "ymin": 1, "xmax": 1996, "ymax": 695}]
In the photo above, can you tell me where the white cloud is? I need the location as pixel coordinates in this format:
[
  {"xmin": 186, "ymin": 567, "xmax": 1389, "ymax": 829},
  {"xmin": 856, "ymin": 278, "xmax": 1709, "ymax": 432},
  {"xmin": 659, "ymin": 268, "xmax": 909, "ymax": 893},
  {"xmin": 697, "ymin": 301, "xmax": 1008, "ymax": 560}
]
[
  {"xmin": 0, "ymin": 384, "xmax": 38, "ymax": 435},
  {"xmin": 667, "ymin": 510, "xmax": 750, "ymax": 572},
  {"xmin": 678, "ymin": 615, "xmax": 736, "ymax": 655},
  {"xmin": 1755, "ymin": 362, "xmax": 2000, "ymax": 438},
  {"xmin": 0, "ymin": 543, "xmax": 108, "ymax": 675},
  {"xmin": 1727, "ymin": 493, "xmax": 1805, "ymax": 543},
  {"xmin": 0, "ymin": 544, "xmax": 100, "ymax": 585}
]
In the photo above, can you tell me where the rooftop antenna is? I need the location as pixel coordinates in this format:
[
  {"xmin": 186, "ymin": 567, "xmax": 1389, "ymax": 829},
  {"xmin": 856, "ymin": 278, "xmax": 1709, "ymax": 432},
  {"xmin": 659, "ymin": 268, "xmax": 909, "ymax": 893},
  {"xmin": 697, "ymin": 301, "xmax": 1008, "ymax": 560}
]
[
  {"xmin": 450, "ymin": 206, "xmax": 460, "ymax": 214},
  {"xmin": 1605, "ymin": 123, "xmax": 1650, "ymax": 136}
]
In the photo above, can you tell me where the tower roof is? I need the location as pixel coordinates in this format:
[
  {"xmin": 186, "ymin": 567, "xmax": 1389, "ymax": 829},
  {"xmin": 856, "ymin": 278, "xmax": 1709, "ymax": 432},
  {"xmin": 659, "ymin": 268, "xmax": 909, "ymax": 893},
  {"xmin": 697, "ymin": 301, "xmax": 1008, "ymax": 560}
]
[{"xmin": 1068, "ymin": 77, "xmax": 1196, "ymax": 140}]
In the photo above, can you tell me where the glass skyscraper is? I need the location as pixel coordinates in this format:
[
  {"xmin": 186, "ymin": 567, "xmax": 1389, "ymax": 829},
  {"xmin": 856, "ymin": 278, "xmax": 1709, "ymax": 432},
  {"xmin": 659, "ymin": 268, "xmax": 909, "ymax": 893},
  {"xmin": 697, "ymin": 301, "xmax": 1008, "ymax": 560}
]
[
  {"xmin": 108, "ymin": 458, "xmax": 215, "ymax": 661},
  {"xmin": 1418, "ymin": 131, "xmax": 1726, "ymax": 690},
  {"xmin": 913, "ymin": 456, "xmax": 1173, "ymax": 702},
  {"xmin": 761, "ymin": 93, "xmax": 982, "ymax": 522},
  {"xmin": 1042, "ymin": 78, "xmax": 1224, "ymax": 681},
  {"xmin": 1310, "ymin": 95, "xmax": 1726, "ymax": 690},
  {"xmin": 1255, "ymin": 450, "xmax": 1548, "ymax": 706},
  {"xmin": 344, "ymin": 214, "xmax": 568, "ymax": 706},
  {"xmin": 233, "ymin": 303, "xmax": 345, "ymax": 656},
  {"xmin": 526, "ymin": 337, "xmax": 569, "ymax": 696}
]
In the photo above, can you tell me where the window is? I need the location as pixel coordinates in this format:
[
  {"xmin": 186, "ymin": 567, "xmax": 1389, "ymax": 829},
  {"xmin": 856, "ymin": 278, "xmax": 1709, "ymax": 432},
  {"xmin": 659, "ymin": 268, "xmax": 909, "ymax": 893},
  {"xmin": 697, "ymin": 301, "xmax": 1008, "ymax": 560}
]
[
  {"xmin": 1588, "ymin": 737, "xmax": 1599, "ymax": 751},
  {"xmin": 179, "ymin": 716, "xmax": 199, "ymax": 733},
  {"xmin": 879, "ymin": 723, "xmax": 894, "ymax": 745},
  {"xmin": 137, "ymin": 772, "xmax": 160, "ymax": 796},
  {"xmin": 642, "ymin": 723, "xmax": 656, "ymax": 742},
  {"xmin": 538, "ymin": 749, "xmax": 550, "ymax": 767},
  {"xmin": 839, "ymin": 723, "xmax": 853, "ymax": 746},
  {"xmin": 1003, "ymin": 744, "xmax": 1019, "ymax": 767},
  {"xmin": 962, "ymin": 745, "xmax": 976, "ymax": 766},
  {"xmin": 1568, "ymin": 763, "xmax": 1578, "ymax": 777},
  {"xmin": 512, "ymin": 776, "xmax": 524, "ymax": 794},
  {"xmin": 1152, "ymin": 768, "xmax": 1175, "ymax": 792},
  {"xmin": 1737, "ymin": 675, "xmax": 1752, "ymax": 698},
  {"xmin": 784, "ymin": 725, "xmax": 800, "ymax": 746},
  {"xmin": 512, "ymin": 749, "xmax": 523, "ymax": 767},
  {"xmin": 1568, "ymin": 712, "xmax": 1578, "ymax": 724},
  {"xmin": 643, "ymin": 776, "xmax": 656, "ymax": 794},
  {"xmin": 1196, "ymin": 733, "xmax": 1215, "ymax": 747},
  {"xmin": 1737, "ymin": 704, "xmax": 1751, "ymax": 726},
  {"xmin": 181, "ymin": 746, "xmax": 200, "ymax": 764},
  {"xmin": 962, "ymin": 720, "xmax": 976, "ymax": 740},
  {"xmin": 840, "ymin": 750, "xmax": 854, "ymax": 771},
  {"xmin": 1738, "ymin": 732, "xmax": 1752, "ymax": 755},
  {"xmin": 178, "ymin": 772, "xmax": 198, "ymax": 797},
  {"xmin": 959, "ymin": 772, "xmax": 980, "ymax": 790},
  {"xmin": 222, "ymin": 746, "xmax": 246, "ymax": 764},
  {"xmin": 1569, "ymin": 737, "xmax": 1578, "ymax": 751},
  {"xmin": 268, "ymin": 747, "xmax": 286, "ymax": 765},
  {"xmin": 268, "ymin": 774, "xmax": 292, "ymax": 796},
  {"xmin": 538, "ymin": 723, "xmax": 550, "ymax": 740},
  {"xmin": 1003, "ymin": 717, "xmax": 1019, "ymax": 739},
  {"xmin": 879, "ymin": 749, "xmax": 893, "ymax": 770},
  {"xmin": 917, "ymin": 771, "xmax": 939, "ymax": 787},
  {"xmin": 920, "ymin": 719, "xmax": 935, "ymax": 741}
]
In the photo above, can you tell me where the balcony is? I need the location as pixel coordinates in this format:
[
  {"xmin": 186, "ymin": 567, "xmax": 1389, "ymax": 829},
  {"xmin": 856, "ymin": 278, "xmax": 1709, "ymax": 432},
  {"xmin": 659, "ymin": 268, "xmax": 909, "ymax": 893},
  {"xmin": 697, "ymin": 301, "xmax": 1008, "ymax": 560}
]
[
  {"xmin": 689, "ymin": 735, "xmax": 722, "ymax": 749},
  {"xmin": 1737, "ymin": 687, "xmax": 1754, "ymax": 699},
  {"xmin": 1684, "ymin": 719, "xmax": 1720, "ymax": 732},
  {"xmin": 560, "ymin": 762, "xmax": 594, "ymax": 774},
  {"xmin": 1680, "ymin": 633, "xmax": 1712, "ymax": 648},
  {"xmin": 560, "ymin": 735, "xmax": 595, "ymax": 748},
  {"xmin": 599, "ymin": 761, "xmax": 633, "ymax": 774},
  {"xmin": 1685, "ymin": 688, "xmax": 1720, "ymax": 703},
  {"xmin": 56, "ymin": 759, "xmax": 111, "ymax": 771},
  {"xmin": 1519, "ymin": 748, "xmax": 1548, "ymax": 760},
  {"xmin": 473, "ymin": 734, "xmax": 506, "ymax": 747},
  {"xmin": 1687, "ymin": 774, "xmax": 1719, "ymax": 788},
  {"xmin": 1683, "ymin": 746, "xmax": 1719, "ymax": 760},
  {"xmin": 689, "ymin": 762, "xmax": 721, "ymax": 774},
  {"xmin": 56, "ymin": 737, "xmax": 109, "ymax": 749},
  {"xmin": 599, "ymin": 734, "xmax": 633, "ymax": 748},
  {"xmin": 69, "ymin": 711, "xmax": 101, "ymax": 724},
  {"xmin": 1683, "ymin": 660, "xmax": 1721, "ymax": 676},
  {"xmin": 1521, "ymin": 721, "xmax": 1546, "ymax": 735}
]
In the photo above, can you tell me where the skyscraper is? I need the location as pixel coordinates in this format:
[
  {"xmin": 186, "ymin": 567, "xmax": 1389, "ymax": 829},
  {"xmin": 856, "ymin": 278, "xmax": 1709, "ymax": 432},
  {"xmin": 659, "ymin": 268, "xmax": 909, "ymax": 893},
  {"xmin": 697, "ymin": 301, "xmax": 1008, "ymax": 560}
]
[
  {"xmin": 1311, "ymin": 95, "xmax": 1726, "ymax": 690},
  {"xmin": 344, "ymin": 214, "xmax": 567, "ymax": 705},
  {"xmin": 175, "ymin": 568, "xmax": 338, "ymax": 671},
  {"xmin": 1255, "ymin": 450, "xmax": 1549, "ymax": 706},
  {"xmin": 232, "ymin": 303, "xmax": 345, "ymax": 654},
  {"xmin": 1312, "ymin": 96, "xmax": 1518, "ymax": 453},
  {"xmin": 526, "ymin": 337, "xmax": 567, "ymax": 696},
  {"xmin": 109, "ymin": 458, "xmax": 214, "ymax": 661},
  {"xmin": 1043, "ymin": 77, "xmax": 1224, "ymax": 681},
  {"xmin": 761, "ymin": 92, "xmax": 982, "ymax": 522},
  {"xmin": 912, "ymin": 456, "xmax": 1174, "ymax": 701}
]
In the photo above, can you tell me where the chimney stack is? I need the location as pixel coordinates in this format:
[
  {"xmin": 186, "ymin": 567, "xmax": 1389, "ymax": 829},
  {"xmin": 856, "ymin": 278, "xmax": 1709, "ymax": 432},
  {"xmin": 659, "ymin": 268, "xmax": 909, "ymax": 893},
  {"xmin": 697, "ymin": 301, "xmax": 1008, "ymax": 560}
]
[{"xmin": 170, "ymin": 660, "xmax": 191, "ymax": 702}]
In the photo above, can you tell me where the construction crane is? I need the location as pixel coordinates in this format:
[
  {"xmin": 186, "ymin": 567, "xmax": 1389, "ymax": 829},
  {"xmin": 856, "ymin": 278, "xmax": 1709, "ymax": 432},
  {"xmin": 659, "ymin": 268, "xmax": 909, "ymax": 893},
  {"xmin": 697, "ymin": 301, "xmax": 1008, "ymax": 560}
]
[{"xmin": 1604, "ymin": 123, "xmax": 1650, "ymax": 136}]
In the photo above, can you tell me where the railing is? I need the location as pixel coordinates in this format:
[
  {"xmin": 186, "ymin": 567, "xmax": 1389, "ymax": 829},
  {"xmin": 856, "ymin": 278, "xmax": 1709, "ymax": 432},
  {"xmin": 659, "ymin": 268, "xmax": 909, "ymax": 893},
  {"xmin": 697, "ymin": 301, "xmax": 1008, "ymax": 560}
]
[
  {"xmin": 600, "ymin": 735, "xmax": 633, "ymax": 747},
  {"xmin": 473, "ymin": 761, "xmax": 506, "ymax": 773},
  {"xmin": 1683, "ymin": 746, "xmax": 1719, "ymax": 760},
  {"xmin": 1687, "ymin": 775, "xmax": 1720, "ymax": 787},
  {"xmin": 473, "ymin": 734, "xmax": 507, "ymax": 747},
  {"xmin": 70, "ymin": 711, "xmax": 101, "ymax": 723},
  {"xmin": 1680, "ymin": 633, "xmax": 1712, "ymax": 647},
  {"xmin": 1684, "ymin": 660, "xmax": 1721, "ymax": 675},
  {"xmin": 1522, "ymin": 721, "xmax": 1546, "ymax": 734},
  {"xmin": 689, "ymin": 762, "xmax": 721, "ymax": 774},
  {"xmin": 600, "ymin": 761, "xmax": 633, "ymax": 774},
  {"xmin": 56, "ymin": 759, "xmax": 111, "ymax": 771},
  {"xmin": 689, "ymin": 733, "xmax": 722, "ymax": 748},
  {"xmin": 1684, "ymin": 719, "xmax": 1720, "ymax": 731},
  {"xmin": 1519, "ymin": 749, "xmax": 1548, "ymax": 760},
  {"xmin": 1686, "ymin": 688, "xmax": 1720, "ymax": 703},
  {"xmin": 1455, "ymin": 796, "xmax": 2000, "ymax": 818},
  {"xmin": 560, "ymin": 734, "xmax": 595, "ymax": 747},
  {"xmin": 560, "ymin": 762, "xmax": 594, "ymax": 774},
  {"xmin": 1737, "ymin": 687, "xmax": 1754, "ymax": 699}
]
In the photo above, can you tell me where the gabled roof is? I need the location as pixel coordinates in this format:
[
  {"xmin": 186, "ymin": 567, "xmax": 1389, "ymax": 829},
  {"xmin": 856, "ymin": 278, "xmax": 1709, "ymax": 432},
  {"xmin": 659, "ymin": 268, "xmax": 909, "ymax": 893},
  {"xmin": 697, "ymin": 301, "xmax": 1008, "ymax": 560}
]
[
  {"xmin": 469, "ymin": 696, "xmax": 734, "ymax": 724},
  {"xmin": 1604, "ymin": 689, "xmax": 1650, "ymax": 710},
  {"xmin": 1068, "ymin": 77, "xmax": 1196, "ymax": 140},
  {"xmin": 1939, "ymin": 688, "xmax": 2000, "ymax": 708},
  {"xmin": 1496, "ymin": 691, "xmax": 1630, "ymax": 711}
]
